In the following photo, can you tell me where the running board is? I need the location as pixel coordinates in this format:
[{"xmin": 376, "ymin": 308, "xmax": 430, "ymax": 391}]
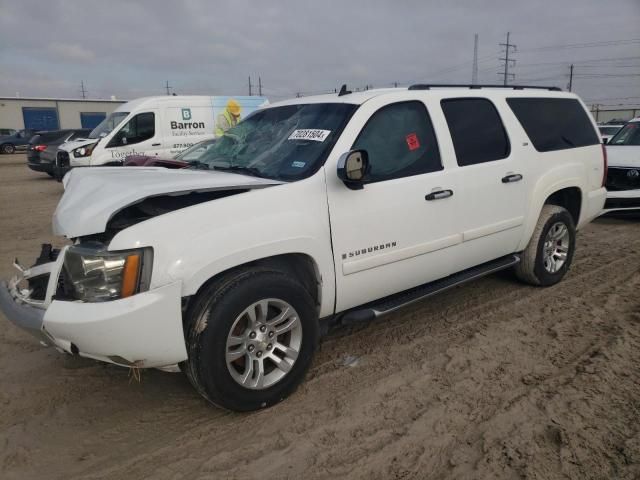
[{"xmin": 340, "ymin": 254, "xmax": 520, "ymax": 324}]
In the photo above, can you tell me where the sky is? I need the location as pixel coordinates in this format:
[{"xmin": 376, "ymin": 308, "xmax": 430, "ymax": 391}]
[{"xmin": 0, "ymin": 0, "xmax": 639, "ymax": 109}]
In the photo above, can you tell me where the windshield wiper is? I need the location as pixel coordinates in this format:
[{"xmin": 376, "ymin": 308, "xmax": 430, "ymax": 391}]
[
  {"xmin": 187, "ymin": 160, "xmax": 210, "ymax": 170},
  {"xmin": 213, "ymin": 165, "xmax": 263, "ymax": 178}
]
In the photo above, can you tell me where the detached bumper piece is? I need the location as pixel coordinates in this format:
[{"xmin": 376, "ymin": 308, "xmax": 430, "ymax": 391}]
[
  {"xmin": 0, "ymin": 280, "xmax": 48, "ymax": 344},
  {"xmin": 0, "ymin": 245, "xmax": 63, "ymax": 345}
]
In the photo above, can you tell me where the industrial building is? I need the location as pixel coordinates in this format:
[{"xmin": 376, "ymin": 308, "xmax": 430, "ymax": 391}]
[{"xmin": 0, "ymin": 97, "xmax": 125, "ymax": 131}]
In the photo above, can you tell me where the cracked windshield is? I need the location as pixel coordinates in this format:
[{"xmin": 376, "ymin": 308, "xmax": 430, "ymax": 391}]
[{"xmin": 191, "ymin": 103, "xmax": 356, "ymax": 180}]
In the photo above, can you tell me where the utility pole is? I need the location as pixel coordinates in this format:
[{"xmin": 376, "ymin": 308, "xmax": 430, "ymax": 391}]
[
  {"xmin": 248, "ymin": 76, "xmax": 252, "ymax": 96},
  {"xmin": 498, "ymin": 32, "xmax": 516, "ymax": 86},
  {"xmin": 258, "ymin": 76, "xmax": 262, "ymax": 96},
  {"xmin": 568, "ymin": 64, "xmax": 574, "ymax": 92},
  {"xmin": 164, "ymin": 80, "xmax": 172, "ymax": 96},
  {"xmin": 80, "ymin": 80, "xmax": 87, "ymax": 99},
  {"xmin": 472, "ymin": 34, "xmax": 479, "ymax": 84}
]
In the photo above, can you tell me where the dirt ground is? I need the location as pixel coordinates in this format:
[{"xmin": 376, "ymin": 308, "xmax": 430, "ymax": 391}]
[{"xmin": 0, "ymin": 153, "xmax": 638, "ymax": 480}]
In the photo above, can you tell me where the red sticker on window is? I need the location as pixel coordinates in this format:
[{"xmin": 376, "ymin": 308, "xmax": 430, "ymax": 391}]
[{"xmin": 406, "ymin": 133, "xmax": 420, "ymax": 151}]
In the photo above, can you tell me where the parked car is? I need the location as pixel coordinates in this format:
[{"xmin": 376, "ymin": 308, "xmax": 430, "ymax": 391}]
[
  {"xmin": 0, "ymin": 128, "xmax": 17, "ymax": 136},
  {"xmin": 0, "ymin": 129, "xmax": 37, "ymax": 154},
  {"xmin": 0, "ymin": 85, "xmax": 606, "ymax": 412},
  {"xmin": 603, "ymin": 117, "xmax": 640, "ymax": 215},
  {"xmin": 54, "ymin": 95, "xmax": 268, "ymax": 177},
  {"xmin": 124, "ymin": 138, "xmax": 216, "ymax": 169},
  {"xmin": 598, "ymin": 123, "xmax": 624, "ymax": 143},
  {"xmin": 28, "ymin": 129, "xmax": 91, "ymax": 176}
]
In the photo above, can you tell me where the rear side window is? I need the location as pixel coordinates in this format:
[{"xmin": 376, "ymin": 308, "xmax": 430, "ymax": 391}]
[
  {"xmin": 441, "ymin": 98, "xmax": 510, "ymax": 166},
  {"xmin": 352, "ymin": 101, "xmax": 442, "ymax": 182},
  {"xmin": 506, "ymin": 98, "xmax": 599, "ymax": 152}
]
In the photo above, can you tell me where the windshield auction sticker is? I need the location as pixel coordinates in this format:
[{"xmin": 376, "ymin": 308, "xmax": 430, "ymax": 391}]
[{"xmin": 288, "ymin": 129, "xmax": 331, "ymax": 142}]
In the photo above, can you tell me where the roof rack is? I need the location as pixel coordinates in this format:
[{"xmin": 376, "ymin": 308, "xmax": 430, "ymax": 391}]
[{"xmin": 408, "ymin": 84, "xmax": 562, "ymax": 92}]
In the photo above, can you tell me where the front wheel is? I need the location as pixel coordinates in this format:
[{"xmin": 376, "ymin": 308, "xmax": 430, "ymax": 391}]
[
  {"xmin": 183, "ymin": 268, "xmax": 319, "ymax": 411},
  {"xmin": 515, "ymin": 205, "xmax": 576, "ymax": 286},
  {"xmin": 1, "ymin": 143, "xmax": 15, "ymax": 154}
]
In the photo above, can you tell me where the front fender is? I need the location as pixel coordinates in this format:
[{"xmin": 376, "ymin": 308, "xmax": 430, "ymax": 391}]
[{"xmin": 108, "ymin": 174, "xmax": 336, "ymax": 317}]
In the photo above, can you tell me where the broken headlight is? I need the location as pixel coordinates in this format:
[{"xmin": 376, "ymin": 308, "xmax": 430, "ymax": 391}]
[
  {"xmin": 72, "ymin": 142, "xmax": 97, "ymax": 158},
  {"xmin": 62, "ymin": 244, "xmax": 152, "ymax": 302}
]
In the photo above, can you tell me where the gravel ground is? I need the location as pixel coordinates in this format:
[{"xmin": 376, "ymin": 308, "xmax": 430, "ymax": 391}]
[{"xmin": 0, "ymin": 154, "xmax": 639, "ymax": 480}]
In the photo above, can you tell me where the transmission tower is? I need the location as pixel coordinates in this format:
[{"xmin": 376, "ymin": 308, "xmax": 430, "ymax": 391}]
[{"xmin": 498, "ymin": 32, "xmax": 516, "ymax": 86}]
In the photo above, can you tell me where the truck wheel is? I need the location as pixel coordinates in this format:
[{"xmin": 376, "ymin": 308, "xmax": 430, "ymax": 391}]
[
  {"xmin": 183, "ymin": 268, "xmax": 319, "ymax": 411},
  {"xmin": 1, "ymin": 143, "xmax": 15, "ymax": 154},
  {"xmin": 515, "ymin": 205, "xmax": 576, "ymax": 286}
]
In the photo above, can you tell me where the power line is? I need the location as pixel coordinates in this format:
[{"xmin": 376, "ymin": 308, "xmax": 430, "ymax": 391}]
[{"xmin": 520, "ymin": 37, "xmax": 640, "ymax": 53}]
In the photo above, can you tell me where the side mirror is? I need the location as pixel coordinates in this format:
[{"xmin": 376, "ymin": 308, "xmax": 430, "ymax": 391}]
[{"xmin": 337, "ymin": 150, "xmax": 370, "ymax": 190}]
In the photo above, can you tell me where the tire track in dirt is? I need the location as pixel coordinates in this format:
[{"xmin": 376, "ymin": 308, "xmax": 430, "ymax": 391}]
[
  {"xmin": 61, "ymin": 225, "xmax": 640, "ymax": 480},
  {"xmin": 1, "ymin": 156, "xmax": 639, "ymax": 480}
]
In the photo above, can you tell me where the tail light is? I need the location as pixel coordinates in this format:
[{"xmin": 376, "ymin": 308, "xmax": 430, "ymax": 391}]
[
  {"xmin": 601, "ymin": 144, "xmax": 608, "ymax": 187},
  {"xmin": 34, "ymin": 145, "xmax": 47, "ymax": 152}
]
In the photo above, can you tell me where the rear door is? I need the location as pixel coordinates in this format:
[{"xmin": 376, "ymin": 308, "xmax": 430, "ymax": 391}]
[
  {"xmin": 440, "ymin": 97, "xmax": 527, "ymax": 267},
  {"xmin": 326, "ymin": 97, "xmax": 461, "ymax": 312}
]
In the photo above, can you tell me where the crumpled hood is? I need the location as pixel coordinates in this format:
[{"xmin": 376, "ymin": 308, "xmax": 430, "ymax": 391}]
[
  {"xmin": 59, "ymin": 138, "xmax": 97, "ymax": 153},
  {"xmin": 606, "ymin": 145, "xmax": 640, "ymax": 168},
  {"xmin": 53, "ymin": 167, "xmax": 282, "ymax": 237}
]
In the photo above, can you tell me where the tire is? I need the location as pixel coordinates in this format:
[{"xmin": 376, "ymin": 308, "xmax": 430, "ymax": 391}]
[
  {"xmin": 515, "ymin": 205, "xmax": 576, "ymax": 286},
  {"xmin": 1, "ymin": 143, "xmax": 16, "ymax": 154},
  {"xmin": 182, "ymin": 268, "xmax": 319, "ymax": 411}
]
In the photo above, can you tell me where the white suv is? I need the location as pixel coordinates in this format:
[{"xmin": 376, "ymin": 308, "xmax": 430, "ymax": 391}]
[{"xmin": 0, "ymin": 85, "xmax": 606, "ymax": 411}]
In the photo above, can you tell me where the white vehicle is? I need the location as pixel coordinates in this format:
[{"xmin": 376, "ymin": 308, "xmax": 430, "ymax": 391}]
[
  {"xmin": 54, "ymin": 95, "xmax": 268, "ymax": 175},
  {"xmin": 0, "ymin": 85, "xmax": 606, "ymax": 411},
  {"xmin": 603, "ymin": 117, "xmax": 640, "ymax": 215},
  {"xmin": 598, "ymin": 123, "xmax": 624, "ymax": 143}
]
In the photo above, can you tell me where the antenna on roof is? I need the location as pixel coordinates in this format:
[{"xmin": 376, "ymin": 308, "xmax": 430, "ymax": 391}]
[{"xmin": 338, "ymin": 84, "xmax": 352, "ymax": 96}]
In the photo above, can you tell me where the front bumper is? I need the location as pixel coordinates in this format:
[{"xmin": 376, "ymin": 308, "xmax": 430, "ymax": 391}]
[
  {"xmin": 603, "ymin": 189, "xmax": 640, "ymax": 213},
  {"xmin": 0, "ymin": 248, "xmax": 188, "ymax": 368}
]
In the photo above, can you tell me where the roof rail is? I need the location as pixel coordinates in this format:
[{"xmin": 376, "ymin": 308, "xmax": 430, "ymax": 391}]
[{"xmin": 408, "ymin": 84, "xmax": 562, "ymax": 92}]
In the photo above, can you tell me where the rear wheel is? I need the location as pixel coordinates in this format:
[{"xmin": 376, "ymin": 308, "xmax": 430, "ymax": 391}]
[
  {"xmin": 1, "ymin": 143, "xmax": 15, "ymax": 154},
  {"xmin": 183, "ymin": 268, "xmax": 319, "ymax": 411},
  {"xmin": 515, "ymin": 205, "xmax": 576, "ymax": 286}
]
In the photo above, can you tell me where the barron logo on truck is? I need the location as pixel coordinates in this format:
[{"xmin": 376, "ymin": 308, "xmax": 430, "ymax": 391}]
[{"xmin": 171, "ymin": 107, "xmax": 206, "ymax": 131}]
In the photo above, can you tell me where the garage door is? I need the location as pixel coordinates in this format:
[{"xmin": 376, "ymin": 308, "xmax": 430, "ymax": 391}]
[
  {"xmin": 80, "ymin": 112, "xmax": 106, "ymax": 129},
  {"xmin": 22, "ymin": 108, "xmax": 59, "ymax": 131}
]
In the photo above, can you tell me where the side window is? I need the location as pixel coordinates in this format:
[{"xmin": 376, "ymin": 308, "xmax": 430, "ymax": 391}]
[
  {"xmin": 441, "ymin": 98, "xmax": 510, "ymax": 166},
  {"xmin": 506, "ymin": 98, "xmax": 600, "ymax": 151},
  {"xmin": 352, "ymin": 101, "xmax": 442, "ymax": 182},
  {"xmin": 108, "ymin": 112, "xmax": 155, "ymax": 147}
]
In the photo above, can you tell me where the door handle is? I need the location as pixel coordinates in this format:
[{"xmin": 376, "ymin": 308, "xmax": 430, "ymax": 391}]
[
  {"xmin": 151, "ymin": 143, "xmax": 161, "ymax": 146},
  {"xmin": 502, "ymin": 173, "xmax": 523, "ymax": 183},
  {"xmin": 425, "ymin": 189, "xmax": 454, "ymax": 201}
]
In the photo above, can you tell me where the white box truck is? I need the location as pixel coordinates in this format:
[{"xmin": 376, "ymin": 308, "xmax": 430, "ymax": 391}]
[{"xmin": 54, "ymin": 95, "xmax": 268, "ymax": 175}]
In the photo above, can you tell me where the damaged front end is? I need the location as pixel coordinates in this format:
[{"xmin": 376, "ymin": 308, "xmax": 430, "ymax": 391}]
[{"xmin": 1, "ymin": 242, "xmax": 187, "ymax": 368}]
